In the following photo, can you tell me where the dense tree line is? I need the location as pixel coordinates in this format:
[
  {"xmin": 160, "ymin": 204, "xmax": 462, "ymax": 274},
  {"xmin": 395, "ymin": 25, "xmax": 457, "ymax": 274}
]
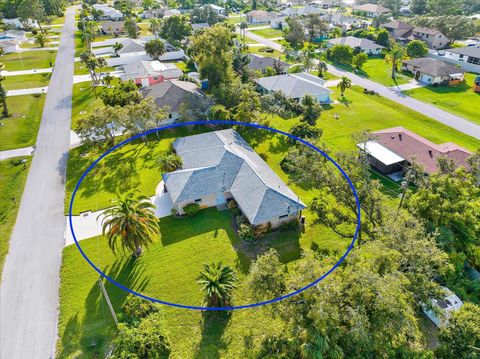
[{"xmin": 1, "ymin": 0, "xmax": 65, "ymax": 19}]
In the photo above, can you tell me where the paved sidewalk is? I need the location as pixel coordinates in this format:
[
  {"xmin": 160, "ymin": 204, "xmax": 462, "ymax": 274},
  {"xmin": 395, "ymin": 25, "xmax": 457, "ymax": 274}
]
[
  {"xmin": 73, "ymin": 70, "xmax": 124, "ymax": 84},
  {"xmin": 6, "ymin": 87, "xmax": 48, "ymax": 96},
  {"xmin": 1, "ymin": 68, "xmax": 52, "ymax": 76},
  {"xmin": 0, "ymin": 146, "xmax": 34, "ymax": 160},
  {"xmin": 324, "ymin": 79, "xmax": 342, "ymax": 88}
]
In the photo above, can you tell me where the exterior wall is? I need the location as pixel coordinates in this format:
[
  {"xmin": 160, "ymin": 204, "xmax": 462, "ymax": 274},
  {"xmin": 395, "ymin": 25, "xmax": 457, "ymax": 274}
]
[
  {"xmin": 413, "ymin": 32, "xmax": 448, "ymax": 49},
  {"xmin": 427, "ymin": 51, "xmax": 480, "ymax": 73},
  {"xmin": 365, "ymin": 47, "xmax": 383, "ymax": 55},
  {"xmin": 265, "ymin": 212, "xmax": 301, "ymax": 229},
  {"xmin": 158, "ymin": 49, "xmax": 185, "ymax": 61},
  {"xmin": 444, "ymin": 50, "xmax": 480, "ymax": 71},
  {"xmin": 175, "ymin": 193, "xmax": 218, "ymax": 215}
]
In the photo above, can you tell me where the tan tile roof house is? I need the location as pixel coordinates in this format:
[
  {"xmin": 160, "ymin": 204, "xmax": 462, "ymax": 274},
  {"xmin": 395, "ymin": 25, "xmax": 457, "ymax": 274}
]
[
  {"xmin": 353, "ymin": 3, "xmax": 390, "ymax": 17},
  {"xmin": 401, "ymin": 58, "xmax": 465, "ymax": 85}
]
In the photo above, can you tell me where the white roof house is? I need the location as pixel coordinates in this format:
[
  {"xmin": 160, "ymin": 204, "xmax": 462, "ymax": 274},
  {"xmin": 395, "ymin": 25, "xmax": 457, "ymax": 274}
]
[
  {"xmin": 327, "ymin": 36, "xmax": 385, "ymax": 55},
  {"xmin": 123, "ymin": 60, "xmax": 183, "ymax": 81},
  {"xmin": 0, "ymin": 39, "xmax": 20, "ymax": 54},
  {"xmin": 92, "ymin": 4, "xmax": 123, "ymax": 21},
  {"xmin": 423, "ymin": 287, "xmax": 463, "ymax": 327},
  {"xmin": 256, "ymin": 72, "xmax": 332, "ymax": 104}
]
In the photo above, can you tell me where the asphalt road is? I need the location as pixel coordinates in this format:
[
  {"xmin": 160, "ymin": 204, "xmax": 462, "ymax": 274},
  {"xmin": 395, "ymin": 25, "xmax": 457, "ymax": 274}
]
[
  {"xmin": 243, "ymin": 30, "xmax": 480, "ymax": 140},
  {"xmin": 0, "ymin": 7, "xmax": 75, "ymax": 359}
]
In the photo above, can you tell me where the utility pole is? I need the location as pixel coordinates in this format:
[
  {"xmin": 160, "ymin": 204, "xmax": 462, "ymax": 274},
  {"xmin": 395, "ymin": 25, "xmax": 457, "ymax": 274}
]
[{"xmin": 98, "ymin": 277, "xmax": 118, "ymax": 326}]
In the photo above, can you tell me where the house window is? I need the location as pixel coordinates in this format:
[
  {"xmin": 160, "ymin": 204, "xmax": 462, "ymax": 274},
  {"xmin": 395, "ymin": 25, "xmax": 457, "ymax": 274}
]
[
  {"xmin": 194, "ymin": 199, "xmax": 202, "ymax": 203},
  {"xmin": 459, "ymin": 54, "xmax": 464, "ymax": 59},
  {"xmin": 168, "ymin": 113, "xmax": 172, "ymax": 119},
  {"xmin": 279, "ymin": 214, "xmax": 289, "ymax": 219},
  {"xmin": 153, "ymin": 76, "xmax": 159, "ymax": 80}
]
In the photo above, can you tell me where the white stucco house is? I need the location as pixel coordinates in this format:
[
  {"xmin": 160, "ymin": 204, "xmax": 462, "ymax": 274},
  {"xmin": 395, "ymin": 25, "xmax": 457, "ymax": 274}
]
[
  {"xmin": 444, "ymin": 45, "xmax": 480, "ymax": 71},
  {"xmin": 327, "ymin": 36, "xmax": 385, "ymax": 55},
  {"xmin": 402, "ymin": 58, "xmax": 465, "ymax": 86}
]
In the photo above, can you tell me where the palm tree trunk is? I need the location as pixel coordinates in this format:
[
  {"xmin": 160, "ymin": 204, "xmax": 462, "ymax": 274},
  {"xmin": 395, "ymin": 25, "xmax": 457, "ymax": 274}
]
[
  {"xmin": 134, "ymin": 244, "xmax": 142, "ymax": 257},
  {"xmin": 391, "ymin": 62, "xmax": 396, "ymax": 79},
  {"xmin": 0, "ymin": 84, "xmax": 8, "ymax": 117}
]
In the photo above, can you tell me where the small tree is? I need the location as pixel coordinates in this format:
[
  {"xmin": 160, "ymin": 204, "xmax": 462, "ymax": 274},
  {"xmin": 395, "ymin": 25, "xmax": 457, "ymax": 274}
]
[
  {"xmin": 0, "ymin": 62, "xmax": 9, "ymax": 117},
  {"xmin": 124, "ymin": 17, "xmax": 138, "ymax": 39},
  {"xmin": 337, "ymin": 76, "xmax": 352, "ymax": 97},
  {"xmin": 149, "ymin": 18, "xmax": 162, "ymax": 38},
  {"xmin": 329, "ymin": 44, "xmax": 353, "ymax": 64},
  {"xmin": 145, "ymin": 38, "xmax": 165, "ymax": 60},
  {"xmin": 290, "ymin": 122, "xmax": 323, "ymax": 141},
  {"xmin": 376, "ymin": 29, "xmax": 390, "ymax": 48},
  {"xmin": 80, "ymin": 51, "xmax": 107, "ymax": 85},
  {"xmin": 406, "ymin": 39, "xmax": 428, "ymax": 58},
  {"xmin": 352, "ymin": 52, "xmax": 368, "ymax": 71},
  {"xmin": 183, "ymin": 203, "xmax": 200, "ymax": 216},
  {"xmin": 158, "ymin": 153, "xmax": 182, "ymax": 172},
  {"xmin": 301, "ymin": 94, "xmax": 322, "ymax": 125},
  {"xmin": 113, "ymin": 42, "xmax": 123, "ymax": 56}
]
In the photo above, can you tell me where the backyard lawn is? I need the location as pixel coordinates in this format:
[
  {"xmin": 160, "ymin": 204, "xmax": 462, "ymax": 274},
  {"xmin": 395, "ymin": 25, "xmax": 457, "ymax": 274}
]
[
  {"xmin": 0, "ymin": 157, "xmax": 31, "ymax": 273},
  {"xmin": 3, "ymin": 73, "xmax": 51, "ymax": 90},
  {"xmin": 0, "ymin": 95, "xmax": 46, "ymax": 151},
  {"xmin": 74, "ymin": 61, "xmax": 114, "ymax": 76},
  {"xmin": 250, "ymin": 28, "xmax": 283, "ymax": 39},
  {"xmin": 0, "ymin": 50, "xmax": 57, "ymax": 71},
  {"xmin": 226, "ymin": 15, "xmax": 245, "ymax": 25},
  {"xmin": 59, "ymin": 85, "xmax": 480, "ymax": 357},
  {"xmin": 403, "ymin": 73, "xmax": 480, "ymax": 125},
  {"xmin": 245, "ymin": 46, "xmax": 286, "ymax": 61}
]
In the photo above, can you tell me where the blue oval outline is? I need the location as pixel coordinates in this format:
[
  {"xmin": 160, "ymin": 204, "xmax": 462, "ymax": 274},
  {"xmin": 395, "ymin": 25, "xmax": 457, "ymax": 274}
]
[{"xmin": 69, "ymin": 120, "xmax": 361, "ymax": 311}]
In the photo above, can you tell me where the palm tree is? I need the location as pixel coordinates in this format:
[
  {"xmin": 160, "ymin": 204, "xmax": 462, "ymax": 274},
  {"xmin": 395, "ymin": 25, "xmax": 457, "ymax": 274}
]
[
  {"xmin": 385, "ymin": 44, "xmax": 407, "ymax": 80},
  {"xmin": 150, "ymin": 18, "xmax": 162, "ymax": 38},
  {"xmin": 80, "ymin": 26, "xmax": 95, "ymax": 51},
  {"xmin": 100, "ymin": 192, "xmax": 159, "ymax": 257},
  {"xmin": 197, "ymin": 262, "xmax": 237, "ymax": 307},
  {"xmin": 113, "ymin": 42, "xmax": 123, "ymax": 56},
  {"xmin": 302, "ymin": 52, "xmax": 314, "ymax": 72},
  {"xmin": 337, "ymin": 76, "xmax": 352, "ymax": 97},
  {"xmin": 102, "ymin": 73, "xmax": 114, "ymax": 87},
  {"xmin": 158, "ymin": 153, "xmax": 182, "ymax": 172},
  {"xmin": 239, "ymin": 21, "xmax": 248, "ymax": 44},
  {"xmin": 34, "ymin": 33, "xmax": 49, "ymax": 48},
  {"xmin": 317, "ymin": 61, "xmax": 327, "ymax": 77},
  {"xmin": 0, "ymin": 62, "xmax": 8, "ymax": 117}
]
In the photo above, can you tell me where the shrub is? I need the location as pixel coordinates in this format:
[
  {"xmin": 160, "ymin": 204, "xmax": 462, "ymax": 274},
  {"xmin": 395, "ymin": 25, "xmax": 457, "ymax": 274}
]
[
  {"xmin": 254, "ymin": 223, "xmax": 270, "ymax": 239},
  {"xmin": 238, "ymin": 223, "xmax": 255, "ymax": 242},
  {"xmin": 170, "ymin": 207, "xmax": 178, "ymax": 216},
  {"xmin": 122, "ymin": 295, "xmax": 159, "ymax": 323},
  {"xmin": 279, "ymin": 219, "xmax": 299, "ymax": 231},
  {"xmin": 183, "ymin": 203, "xmax": 200, "ymax": 216},
  {"xmin": 236, "ymin": 214, "xmax": 249, "ymax": 227}
]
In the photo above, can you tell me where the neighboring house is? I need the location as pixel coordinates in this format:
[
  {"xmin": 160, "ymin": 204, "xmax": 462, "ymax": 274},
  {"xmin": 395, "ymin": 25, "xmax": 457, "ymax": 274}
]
[
  {"xmin": 383, "ymin": 20, "xmax": 414, "ymax": 39},
  {"xmin": 312, "ymin": 0, "xmax": 336, "ymax": 9},
  {"xmin": 423, "ymin": 287, "xmax": 463, "ymax": 327},
  {"xmin": 100, "ymin": 21, "xmax": 125, "ymax": 36},
  {"xmin": 321, "ymin": 13, "xmax": 364, "ymax": 29},
  {"xmin": 444, "ymin": 45, "xmax": 480, "ymax": 70},
  {"xmin": 117, "ymin": 39, "xmax": 185, "ymax": 61},
  {"xmin": 358, "ymin": 126, "xmax": 472, "ymax": 175},
  {"xmin": 327, "ymin": 36, "xmax": 384, "ymax": 55},
  {"xmin": 270, "ymin": 16, "xmax": 289, "ymax": 29},
  {"xmin": 280, "ymin": 5, "xmax": 323, "ymax": 17},
  {"xmin": 122, "ymin": 60, "xmax": 183, "ymax": 87},
  {"xmin": 208, "ymin": 4, "xmax": 227, "ymax": 15},
  {"xmin": 402, "ymin": 58, "xmax": 465, "ymax": 85},
  {"xmin": 353, "ymin": 3, "xmax": 390, "ymax": 17},
  {"xmin": 246, "ymin": 10, "xmax": 278, "ymax": 24},
  {"xmin": 247, "ymin": 53, "xmax": 291, "ymax": 74},
  {"xmin": 191, "ymin": 22, "xmax": 210, "ymax": 33},
  {"xmin": 164, "ymin": 9, "xmax": 181, "ymax": 17},
  {"xmin": 162, "ymin": 129, "xmax": 306, "ymax": 228},
  {"xmin": 2, "ymin": 18, "xmax": 38, "ymax": 29},
  {"xmin": 409, "ymin": 27, "xmax": 449, "ymax": 49},
  {"xmin": 0, "ymin": 30, "xmax": 27, "ymax": 42},
  {"xmin": 0, "ymin": 39, "xmax": 20, "ymax": 53},
  {"xmin": 256, "ymin": 72, "xmax": 333, "ymax": 104},
  {"xmin": 92, "ymin": 4, "xmax": 123, "ymax": 21},
  {"xmin": 141, "ymin": 80, "xmax": 206, "ymax": 121},
  {"xmin": 143, "ymin": 8, "xmax": 165, "ymax": 19}
]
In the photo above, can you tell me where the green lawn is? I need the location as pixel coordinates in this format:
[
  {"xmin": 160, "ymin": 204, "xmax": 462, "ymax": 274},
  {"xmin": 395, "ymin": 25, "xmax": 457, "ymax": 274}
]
[
  {"xmin": 250, "ymin": 28, "xmax": 283, "ymax": 39},
  {"xmin": 329, "ymin": 56, "xmax": 413, "ymax": 87},
  {"xmin": 3, "ymin": 73, "xmax": 51, "ymax": 90},
  {"xmin": 403, "ymin": 73, "xmax": 480, "ymax": 125},
  {"xmin": 0, "ymin": 95, "xmax": 46, "ymax": 151},
  {"xmin": 73, "ymin": 61, "xmax": 114, "ymax": 76},
  {"xmin": 320, "ymin": 86, "xmax": 480, "ymax": 151},
  {"xmin": 309, "ymin": 70, "xmax": 339, "ymax": 81},
  {"xmin": 0, "ymin": 157, "xmax": 31, "ymax": 273},
  {"xmin": 226, "ymin": 15, "xmax": 245, "ymax": 25},
  {"xmin": 58, "ymin": 83, "xmax": 480, "ymax": 357},
  {"xmin": 0, "ymin": 50, "xmax": 57, "ymax": 71},
  {"xmin": 245, "ymin": 46, "xmax": 286, "ymax": 61}
]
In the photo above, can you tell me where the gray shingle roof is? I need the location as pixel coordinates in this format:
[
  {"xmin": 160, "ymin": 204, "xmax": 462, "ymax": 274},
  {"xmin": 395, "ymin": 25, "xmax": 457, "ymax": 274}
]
[
  {"xmin": 403, "ymin": 58, "xmax": 465, "ymax": 77},
  {"xmin": 446, "ymin": 45, "xmax": 480, "ymax": 58},
  {"xmin": 328, "ymin": 36, "xmax": 385, "ymax": 51},
  {"xmin": 255, "ymin": 72, "xmax": 332, "ymax": 99},
  {"xmin": 163, "ymin": 130, "xmax": 306, "ymax": 225},
  {"xmin": 140, "ymin": 80, "xmax": 205, "ymax": 113},
  {"xmin": 247, "ymin": 53, "xmax": 290, "ymax": 72}
]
